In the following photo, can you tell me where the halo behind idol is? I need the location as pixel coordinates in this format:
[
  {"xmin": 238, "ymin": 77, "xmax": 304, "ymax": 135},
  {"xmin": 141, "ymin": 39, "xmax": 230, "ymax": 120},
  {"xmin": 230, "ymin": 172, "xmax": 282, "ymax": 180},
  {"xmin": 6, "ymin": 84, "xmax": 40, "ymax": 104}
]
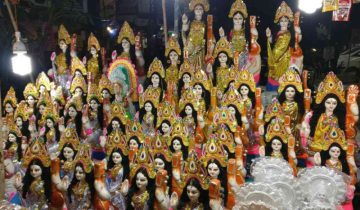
[{"xmin": 250, "ymin": 157, "xmax": 294, "ymax": 182}]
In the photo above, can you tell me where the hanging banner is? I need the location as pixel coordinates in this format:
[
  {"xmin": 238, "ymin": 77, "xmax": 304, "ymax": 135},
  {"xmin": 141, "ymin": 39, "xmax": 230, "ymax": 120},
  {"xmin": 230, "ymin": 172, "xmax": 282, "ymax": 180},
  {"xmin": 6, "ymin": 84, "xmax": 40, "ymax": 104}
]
[
  {"xmin": 333, "ymin": 0, "xmax": 352, "ymax": 21},
  {"xmin": 323, "ymin": 0, "xmax": 339, "ymax": 12}
]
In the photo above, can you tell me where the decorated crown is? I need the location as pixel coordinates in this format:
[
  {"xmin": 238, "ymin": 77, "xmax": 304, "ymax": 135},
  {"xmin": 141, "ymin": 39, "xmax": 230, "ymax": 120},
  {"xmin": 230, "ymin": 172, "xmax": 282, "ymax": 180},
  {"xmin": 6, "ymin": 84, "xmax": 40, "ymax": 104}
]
[
  {"xmin": 22, "ymin": 138, "xmax": 51, "ymax": 168},
  {"xmin": 229, "ymin": 0, "xmax": 248, "ymax": 18},
  {"xmin": 87, "ymin": 33, "xmax": 100, "ymax": 51},
  {"xmin": 3, "ymin": 87, "xmax": 17, "ymax": 108},
  {"xmin": 165, "ymin": 36, "xmax": 181, "ymax": 57},
  {"xmin": 58, "ymin": 24, "xmax": 71, "ymax": 45},
  {"xmin": 117, "ymin": 21, "xmax": 135, "ymax": 45},
  {"xmin": 14, "ymin": 101, "xmax": 29, "ymax": 122},
  {"xmin": 140, "ymin": 86, "xmax": 161, "ymax": 109},
  {"xmin": 98, "ymin": 74, "xmax": 114, "ymax": 95},
  {"xmin": 319, "ymin": 123, "xmax": 347, "ymax": 151},
  {"xmin": 315, "ymin": 72, "xmax": 345, "ymax": 104},
  {"xmin": 73, "ymin": 144, "xmax": 94, "ymax": 173},
  {"xmin": 179, "ymin": 59, "xmax": 195, "ymax": 79},
  {"xmin": 278, "ymin": 69, "xmax": 303, "ymax": 93},
  {"xmin": 264, "ymin": 98, "xmax": 284, "ymax": 122},
  {"xmin": 189, "ymin": 0, "xmax": 210, "ymax": 12},
  {"xmin": 214, "ymin": 107, "xmax": 238, "ymax": 132},
  {"xmin": 201, "ymin": 134, "xmax": 228, "ymax": 167},
  {"xmin": 87, "ymin": 84, "xmax": 102, "ymax": 104},
  {"xmin": 151, "ymin": 133, "xmax": 172, "ymax": 162},
  {"xmin": 193, "ymin": 67, "xmax": 212, "ymax": 91},
  {"xmin": 70, "ymin": 75, "xmax": 87, "ymax": 94},
  {"xmin": 156, "ymin": 101, "xmax": 176, "ymax": 128},
  {"xmin": 71, "ymin": 57, "xmax": 87, "ymax": 77},
  {"xmin": 37, "ymin": 91, "xmax": 51, "ymax": 108},
  {"xmin": 130, "ymin": 144, "xmax": 157, "ymax": 179},
  {"xmin": 178, "ymin": 87, "xmax": 200, "ymax": 112},
  {"xmin": 23, "ymin": 83, "xmax": 39, "ymax": 100},
  {"xmin": 171, "ymin": 118, "xmax": 189, "ymax": 146},
  {"xmin": 35, "ymin": 72, "xmax": 51, "ymax": 92},
  {"xmin": 225, "ymin": 66, "xmax": 240, "ymax": 90},
  {"xmin": 265, "ymin": 117, "xmax": 288, "ymax": 143},
  {"xmin": 236, "ymin": 67, "xmax": 256, "ymax": 92},
  {"xmin": 147, "ymin": 57, "xmax": 165, "ymax": 78},
  {"xmin": 213, "ymin": 37, "xmax": 233, "ymax": 59},
  {"xmin": 42, "ymin": 104, "xmax": 59, "ymax": 123},
  {"xmin": 274, "ymin": 1, "xmax": 294, "ymax": 23},
  {"xmin": 215, "ymin": 124, "xmax": 236, "ymax": 153},
  {"xmin": 65, "ymin": 93, "xmax": 83, "ymax": 111},
  {"xmin": 8, "ymin": 118, "xmax": 22, "ymax": 137},
  {"xmin": 126, "ymin": 118, "xmax": 145, "ymax": 144},
  {"xmin": 53, "ymin": 86, "xmax": 66, "ymax": 106},
  {"xmin": 221, "ymin": 86, "xmax": 244, "ymax": 115},
  {"xmin": 109, "ymin": 102, "xmax": 127, "ymax": 126},
  {"xmin": 58, "ymin": 127, "xmax": 80, "ymax": 152},
  {"xmin": 180, "ymin": 150, "xmax": 211, "ymax": 190},
  {"xmin": 106, "ymin": 129, "xmax": 128, "ymax": 156}
]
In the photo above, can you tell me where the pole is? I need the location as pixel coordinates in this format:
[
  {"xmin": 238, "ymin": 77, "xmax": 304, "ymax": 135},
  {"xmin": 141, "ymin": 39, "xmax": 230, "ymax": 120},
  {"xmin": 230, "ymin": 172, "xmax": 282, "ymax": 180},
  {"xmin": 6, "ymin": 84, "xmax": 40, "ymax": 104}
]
[
  {"xmin": 174, "ymin": 0, "xmax": 179, "ymax": 34},
  {"xmin": 162, "ymin": 0, "xmax": 168, "ymax": 45}
]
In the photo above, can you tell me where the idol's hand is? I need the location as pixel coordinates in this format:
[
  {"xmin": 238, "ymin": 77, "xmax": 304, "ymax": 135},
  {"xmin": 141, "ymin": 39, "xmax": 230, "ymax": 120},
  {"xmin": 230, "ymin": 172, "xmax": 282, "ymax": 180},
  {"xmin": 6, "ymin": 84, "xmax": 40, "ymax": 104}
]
[{"xmin": 266, "ymin": 27, "xmax": 271, "ymax": 38}]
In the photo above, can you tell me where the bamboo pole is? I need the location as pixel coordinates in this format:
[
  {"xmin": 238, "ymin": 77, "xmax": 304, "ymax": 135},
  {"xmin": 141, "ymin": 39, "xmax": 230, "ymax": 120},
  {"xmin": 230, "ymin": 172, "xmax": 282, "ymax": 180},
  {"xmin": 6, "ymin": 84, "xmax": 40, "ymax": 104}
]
[{"xmin": 162, "ymin": 0, "xmax": 168, "ymax": 45}]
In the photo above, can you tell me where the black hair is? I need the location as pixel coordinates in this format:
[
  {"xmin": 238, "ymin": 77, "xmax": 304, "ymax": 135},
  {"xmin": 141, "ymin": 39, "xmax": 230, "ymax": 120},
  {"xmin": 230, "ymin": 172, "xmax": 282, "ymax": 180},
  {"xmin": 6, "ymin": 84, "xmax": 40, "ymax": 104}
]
[
  {"xmin": 277, "ymin": 84, "xmax": 305, "ymax": 117},
  {"xmin": 22, "ymin": 159, "xmax": 51, "ymax": 203},
  {"xmin": 143, "ymin": 72, "xmax": 167, "ymax": 100},
  {"xmin": 193, "ymin": 83, "xmax": 210, "ymax": 111},
  {"xmin": 58, "ymin": 143, "xmax": 78, "ymax": 163},
  {"xmin": 15, "ymin": 116, "xmax": 30, "ymax": 142},
  {"xmin": 265, "ymin": 137, "xmax": 289, "ymax": 161},
  {"xmin": 107, "ymin": 147, "xmax": 130, "ymax": 181},
  {"xmin": 89, "ymin": 98, "xmax": 104, "ymax": 129},
  {"xmin": 156, "ymin": 120, "xmax": 171, "ymax": 135},
  {"xmin": 35, "ymin": 103, "xmax": 46, "ymax": 130},
  {"xmin": 179, "ymin": 178, "xmax": 210, "ymax": 210},
  {"xmin": 139, "ymin": 101, "xmax": 158, "ymax": 127},
  {"xmin": 178, "ymin": 72, "xmax": 192, "ymax": 98},
  {"xmin": 101, "ymin": 88, "xmax": 115, "ymax": 103},
  {"xmin": 67, "ymin": 162, "xmax": 95, "ymax": 203},
  {"xmin": 106, "ymin": 117, "xmax": 126, "ymax": 135},
  {"xmin": 228, "ymin": 104, "xmax": 243, "ymax": 127},
  {"xmin": 56, "ymin": 39, "xmax": 71, "ymax": 68},
  {"xmin": 43, "ymin": 118, "xmax": 60, "ymax": 144},
  {"xmin": 213, "ymin": 52, "xmax": 233, "ymax": 87},
  {"xmin": 320, "ymin": 143, "xmax": 350, "ymax": 175},
  {"xmin": 273, "ymin": 16, "xmax": 295, "ymax": 49},
  {"xmin": 3, "ymin": 102, "xmax": 15, "ymax": 116},
  {"xmin": 64, "ymin": 105, "xmax": 83, "ymax": 137},
  {"xmin": 170, "ymin": 137, "xmax": 189, "ymax": 161},
  {"xmin": 6, "ymin": 131, "xmax": 23, "ymax": 160},
  {"xmin": 126, "ymin": 168, "xmax": 155, "ymax": 210},
  {"xmin": 165, "ymin": 49, "xmax": 182, "ymax": 69},
  {"xmin": 154, "ymin": 153, "xmax": 172, "ymax": 193},
  {"xmin": 114, "ymin": 37, "xmax": 136, "ymax": 64},
  {"xmin": 71, "ymin": 87, "xmax": 87, "ymax": 105},
  {"xmin": 309, "ymin": 94, "xmax": 346, "ymax": 138},
  {"xmin": 127, "ymin": 136, "xmax": 141, "ymax": 149},
  {"xmin": 179, "ymin": 103, "xmax": 198, "ymax": 128},
  {"xmin": 238, "ymin": 84, "xmax": 255, "ymax": 109},
  {"xmin": 86, "ymin": 45, "xmax": 103, "ymax": 75},
  {"xmin": 206, "ymin": 159, "xmax": 228, "ymax": 206}
]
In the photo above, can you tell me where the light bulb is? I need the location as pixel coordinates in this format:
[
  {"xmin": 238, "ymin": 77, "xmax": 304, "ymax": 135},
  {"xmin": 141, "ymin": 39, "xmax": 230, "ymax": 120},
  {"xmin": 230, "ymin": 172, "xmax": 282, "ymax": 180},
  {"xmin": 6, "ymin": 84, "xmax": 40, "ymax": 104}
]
[{"xmin": 12, "ymin": 53, "xmax": 32, "ymax": 76}]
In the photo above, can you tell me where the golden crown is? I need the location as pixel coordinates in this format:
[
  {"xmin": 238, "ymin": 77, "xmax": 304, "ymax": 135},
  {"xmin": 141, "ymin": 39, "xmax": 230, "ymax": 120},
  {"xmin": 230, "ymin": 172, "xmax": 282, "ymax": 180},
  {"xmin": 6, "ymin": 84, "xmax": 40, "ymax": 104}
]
[
  {"xmin": 73, "ymin": 144, "xmax": 94, "ymax": 173},
  {"xmin": 58, "ymin": 24, "xmax": 71, "ymax": 45},
  {"xmin": 151, "ymin": 133, "xmax": 172, "ymax": 162},
  {"xmin": 106, "ymin": 129, "xmax": 129, "ymax": 156},
  {"xmin": 315, "ymin": 72, "xmax": 345, "ymax": 104},
  {"xmin": 214, "ymin": 107, "xmax": 238, "ymax": 132},
  {"xmin": 35, "ymin": 72, "xmax": 51, "ymax": 92},
  {"xmin": 178, "ymin": 87, "xmax": 200, "ymax": 112},
  {"xmin": 65, "ymin": 93, "xmax": 82, "ymax": 111},
  {"xmin": 189, "ymin": 0, "xmax": 210, "ymax": 12},
  {"xmin": 87, "ymin": 84, "xmax": 102, "ymax": 104},
  {"xmin": 179, "ymin": 59, "xmax": 195, "ymax": 79},
  {"xmin": 265, "ymin": 117, "xmax": 288, "ymax": 143},
  {"xmin": 14, "ymin": 101, "xmax": 29, "ymax": 122},
  {"xmin": 229, "ymin": 0, "xmax": 248, "ymax": 18},
  {"xmin": 42, "ymin": 104, "xmax": 59, "ymax": 123},
  {"xmin": 87, "ymin": 33, "xmax": 100, "ymax": 51},
  {"xmin": 70, "ymin": 75, "xmax": 88, "ymax": 94},
  {"xmin": 221, "ymin": 86, "xmax": 244, "ymax": 116},
  {"xmin": 278, "ymin": 69, "xmax": 303, "ymax": 93},
  {"xmin": 274, "ymin": 1, "xmax": 294, "ymax": 23},
  {"xmin": 98, "ymin": 74, "xmax": 114, "ymax": 95},
  {"xmin": 140, "ymin": 86, "xmax": 161, "ymax": 109},
  {"xmin": 213, "ymin": 37, "xmax": 234, "ymax": 59},
  {"xmin": 237, "ymin": 67, "xmax": 256, "ymax": 92},
  {"xmin": 193, "ymin": 67, "xmax": 212, "ymax": 91},
  {"xmin": 201, "ymin": 134, "xmax": 228, "ymax": 167},
  {"xmin": 3, "ymin": 87, "xmax": 17, "ymax": 108},
  {"xmin": 8, "ymin": 118, "xmax": 22, "ymax": 137},
  {"xmin": 156, "ymin": 101, "xmax": 176, "ymax": 128},
  {"xmin": 58, "ymin": 127, "xmax": 80, "ymax": 152},
  {"xmin": 37, "ymin": 91, "xmax": 51, "ymax": 108},
  {"xmin": 53, "ymin": 86, "xmax": 66, "ymax": 106},
  {"xmin": 180, "ymin": 150, "xmax": 211, "ymax": 190},
  {"xmin": 319, "ymin": 124, "xmax": 347, "ymax": 151},
  {"xmin": 225, "ymin": 66, "xmax": 240, "ymax": 90},
  {"xmin": 117, "ymin": 21, "xmax": 135, "ymax": 45},
  {"xmin": 126, "ymin": 119, "xmax": 145, "ymax": 144},
  {"xmin": 130, "ymin": 144, "xmax": 157, "ymax": 179},
  {"xmin": 109, "ymin": 102, "xmax": 127, "ymax": 126},
  {"xmin": 71, "ymin": 57, "xmax": 87, "ymax": 77},
  {"xmin": 165, "ymin": 36, "xmax": 181, "ymax": 57},
  {"xmin": 264, "ymin": 98, "xmax": 284, "ymax": 122},
  {"xmin": 23, "ymin": 83, "xmax": 39, "ymax": 100},
  {"xmin": 171, "ymin": 118, "xmax": 189, "ymax": 146},
  {"xmin": 22, "ymin": 138, "xmax": 51, "ymax": 168},
  {"xmin": 147, "ymin": 57, "xmax": 165, "ymax": 78},
  {"xmin": 215, "ymin": 124, "xmax": 236, "ymax": 153}
]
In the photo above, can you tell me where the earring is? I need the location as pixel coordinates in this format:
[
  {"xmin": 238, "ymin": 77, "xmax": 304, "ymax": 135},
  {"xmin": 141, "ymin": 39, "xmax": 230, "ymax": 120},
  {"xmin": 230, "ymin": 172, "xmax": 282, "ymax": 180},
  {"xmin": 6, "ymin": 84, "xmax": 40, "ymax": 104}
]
[
  {"xmin": 167, "ymin": 60, "xmax": 171, "ymax": 64},
  {"xmin": 177, "ymin": 60, "xmax": 180, "ymax": 64}
]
